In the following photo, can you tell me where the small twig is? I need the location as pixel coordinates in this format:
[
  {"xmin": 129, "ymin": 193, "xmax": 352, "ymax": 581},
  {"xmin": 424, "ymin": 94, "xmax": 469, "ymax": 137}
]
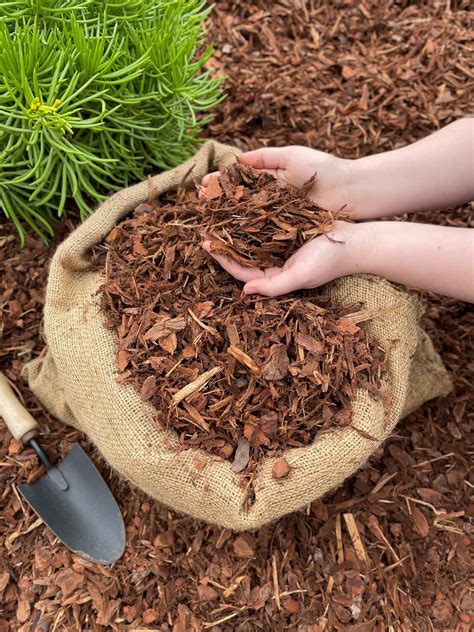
[
  {"xmin": 272, "ymin": 553, "xmax": 281, "ymax": 611},
  {"xmin": 172, "ymin": 367, "xmax": 222, "ymax": 405},
  {"xmin": 227, "ymin": 345, "xmax": 261, "ymax": 375},
  {"xmin": 411, "ymin": 453, "xmax": 455, "ymax": 468},
  {"xmin": 188, "ymin": 308, "xmax": 219, "ymax": 337},
  {"xmin": 335, "ymin": 513, "xmax": 344, "ymax": 564},
  {"xmin": 343, "ymin": 513, "xmax": 369, "ymax": 566}
]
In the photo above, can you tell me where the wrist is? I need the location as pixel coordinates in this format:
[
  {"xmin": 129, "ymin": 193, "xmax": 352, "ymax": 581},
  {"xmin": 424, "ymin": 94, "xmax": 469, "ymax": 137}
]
[
  {"xmin": 329, "ymin": 220, "xmax": 370, "ymax": 278},
  {"xmin": 338, "ymin": 158, "xmax": 357, "ymax": 214},
  {"xmin": 343, "ymin": 157, "xmax": 377, "ymax": 219}
]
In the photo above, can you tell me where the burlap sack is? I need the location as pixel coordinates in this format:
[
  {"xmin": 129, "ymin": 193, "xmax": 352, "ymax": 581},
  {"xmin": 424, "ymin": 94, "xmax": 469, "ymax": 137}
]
[{"xmin": 23, "ymin": 140, "xmax": 452, "ymax": 530}]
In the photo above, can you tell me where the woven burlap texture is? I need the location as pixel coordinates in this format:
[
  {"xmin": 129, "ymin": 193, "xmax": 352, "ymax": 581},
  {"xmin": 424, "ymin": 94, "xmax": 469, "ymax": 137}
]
[{"xmin": 23, "ymin": 140, "xmax": 452, "ymax": 530}]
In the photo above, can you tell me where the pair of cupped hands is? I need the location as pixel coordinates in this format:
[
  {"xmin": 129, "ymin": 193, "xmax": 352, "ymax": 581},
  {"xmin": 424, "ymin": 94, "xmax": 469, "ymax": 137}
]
[
  {"xmin": 200, "ymin": 146, "xmax": 359, "ymax": 297},
  {"xmin": 199, "ymin": 120, "xmax": 474, "ymax": 303}
]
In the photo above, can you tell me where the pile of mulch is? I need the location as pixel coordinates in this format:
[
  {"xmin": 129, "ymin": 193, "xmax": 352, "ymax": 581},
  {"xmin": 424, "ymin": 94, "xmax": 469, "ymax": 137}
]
[
  {"xmin": 1, "ymin": 1, "xmax": 472, "ymax": 630},
  {"xmin": 98, "ymin": 164, "xmax": 384, "ymax": 475}
]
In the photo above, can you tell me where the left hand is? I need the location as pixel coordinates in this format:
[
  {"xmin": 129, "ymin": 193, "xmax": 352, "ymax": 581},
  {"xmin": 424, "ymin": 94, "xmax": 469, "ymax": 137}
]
[{"xmin": 202, "ymin": 221, "xmax": 361, "ymax": 296}]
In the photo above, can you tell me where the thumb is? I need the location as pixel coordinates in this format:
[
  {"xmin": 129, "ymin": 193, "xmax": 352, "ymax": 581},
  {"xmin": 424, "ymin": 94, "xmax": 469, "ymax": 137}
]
[
  {"xmin": 240, "ymin": 147, "xmax": 289, "ymax": 171},
  {"xmin": 244, "ymin": 269, "xmax": 302, "ymax": 297}
]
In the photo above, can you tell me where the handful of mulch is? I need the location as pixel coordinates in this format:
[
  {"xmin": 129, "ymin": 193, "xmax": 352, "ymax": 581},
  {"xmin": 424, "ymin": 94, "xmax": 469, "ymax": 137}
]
[
  {"xmin": 201, "ymin": 163, "xmax": 350, "ymax": 267},
  {"xmin": 98, "ymin": 163, "xmax": 385, "ymax": 480}
]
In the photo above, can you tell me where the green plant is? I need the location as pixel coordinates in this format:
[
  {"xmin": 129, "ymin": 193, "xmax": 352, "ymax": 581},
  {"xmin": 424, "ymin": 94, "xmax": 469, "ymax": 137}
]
[{"xmin": 0, "ymin": 0, "xmax": 223, "ymax": 243}]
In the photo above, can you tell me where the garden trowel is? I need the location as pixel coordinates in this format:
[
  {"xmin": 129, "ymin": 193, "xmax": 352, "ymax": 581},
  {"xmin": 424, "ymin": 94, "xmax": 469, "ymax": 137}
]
[{"xmin": 0, "ymin": 372, "xmax": 125, "ymax": 565}]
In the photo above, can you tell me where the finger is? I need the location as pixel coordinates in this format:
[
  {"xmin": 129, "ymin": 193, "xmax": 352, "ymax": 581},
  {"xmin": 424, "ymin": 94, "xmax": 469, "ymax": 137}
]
[
  {"xmin": 202, "ymin": 241, "xmax": 264, "ymax": 283},
  {"xmin": 240, "ymin": 147, "xmax": 289, "ymax": 171},
  {"xmin": 201, "ymin": 171, "xmax": 221, "ymax": 187},
  {"xmin": 243, "ymin": 269, "xmax": 302, "ymax": 297}
]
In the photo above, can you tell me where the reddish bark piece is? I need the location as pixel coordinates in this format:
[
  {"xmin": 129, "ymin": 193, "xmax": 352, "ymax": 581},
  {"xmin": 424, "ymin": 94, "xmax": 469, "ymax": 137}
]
[
  {"xmin": 197, "ymin": 584, "xmax": 219, "ymax": 601},
  {"xmin": 159, "ymin": 332, "xmax": 177, "ymax": 354},
  {"xmin": 249, "ymin": 583, "xmax": 272, "ymax": 610},
  {"xmin": 232, "ymin": 437, "xmax": 250, "ymax": 473},
  {"xmin": 416, "ymin": 488, "xmax": 443, "ymax": 504},
  {"xmin": 144, "ymin": 316, "xmax": 186, "ymax": 342},
  {"xmin": 219, "ymin": 443, "xmax": 234, "ymax": 459},
  {"xmin": 140, "ymin": 375, "xmax": 156, "ymax": 401},
  {"xmin": 254, "ymin": 428, "xmax": 270, "ymax": 446},
  {"xmin": 34, "ymin": 549, "xmax": 52, "ymax": 572},
  {"xmin": 234, "ymin": 184, "xmax": 245, "ymax": 200},
  {"xmin": 333, "ymin": 317, "xmax": 360, "ymax": 335},
  {"xmin": 261, "ymin": 411, "xmax": 278, "ymax": 437},
  {"xmin": 8, "ymin": 299, "xmax": 22, "ymax": 319},
  {"xmin": 143, "ymin": 609, "xmax": 159, "ymax": 624},
  {"xmin": 296, "ymin": 332, "xmax": 324, "ymax": 354},
  {"xmin": 233, "ymin": 534, "xmax": 256, "ymax": 557},
  {"xmin": 117, "ymin": 350, "xmax": 130, "ymax": 372},
  {"xmin": 16, "ymin": 594, "xmax": 30, "ymax": 624},
  {"xmin": 0, "ymin": 572, "xmax": 9, "ymax": 595},
  {"xmin": 204, "ymin": 175, "xmax": 223, "ymax": 200},
  {"xmin": 149, "ymin": 356, "xmax": 162, "ymax": 370},
  {"xmin": 154, "ymin": 530, "xmax": 174, "ymax": 549},
  {"xmin": 243, "ymin": 423, "xmax": 256, "ymax": 441},
  {"xmin": 262, "ymin": 344, "xmax": 289, "ymax": 381},
  {"xmin": 272, "ymin": 458, "xmax": 291, "ymax": 479},
  {"xmin": 54, "ymin": 569, "xmax": 84, "ymax": 598},
  {"xmin": 163, "ymin": 245, "xmax": 176, "ymax": 280},
  {"xmin": 133, "ymin": 232, "xmax": 148, "ymax": 256},
  {"xmin": 411, "ymin": 505, "xmax": 430, "ymax": 538},
  {"xmin": 8, "ymin": 438, "xmax": 22, "ymax": 456},
  {"xmin": 209, "ymin": 240, "xmax": 254, "ymax": 266},
  {"xmin": 283, "ymin": 597, "xmax": 300, "ymax": 614}
]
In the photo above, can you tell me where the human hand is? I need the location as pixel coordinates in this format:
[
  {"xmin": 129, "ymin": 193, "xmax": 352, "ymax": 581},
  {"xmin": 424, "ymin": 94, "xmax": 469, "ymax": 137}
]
[
  {"xmin": 204, "ymin": 220, "xmax": 474, "ymax": 302},
  {"xmin": 202, "ymin": 221, "xmax": 362, "ymax": 296},
  {"xmin": 201, "ymin": 146, "xmax": 353, "ymax": 213}
]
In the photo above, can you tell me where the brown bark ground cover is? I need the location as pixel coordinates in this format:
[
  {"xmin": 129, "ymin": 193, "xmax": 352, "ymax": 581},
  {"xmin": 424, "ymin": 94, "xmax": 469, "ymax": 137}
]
[{"xmin": 0, "ymin": 1, "xmax": 472, "ymax": 630}]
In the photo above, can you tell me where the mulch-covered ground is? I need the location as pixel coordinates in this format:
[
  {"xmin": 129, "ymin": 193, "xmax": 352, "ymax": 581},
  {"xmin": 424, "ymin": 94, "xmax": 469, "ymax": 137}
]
[{"xmin": 1, "ymin": 1, "xmax": 473, "ymax": 630}]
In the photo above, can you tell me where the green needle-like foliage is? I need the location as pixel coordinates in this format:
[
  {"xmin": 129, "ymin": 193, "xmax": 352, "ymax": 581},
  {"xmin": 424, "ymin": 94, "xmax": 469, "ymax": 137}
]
[{"xmin": 0, "ymin": 1, "xmax": 223, "ymax": 243}]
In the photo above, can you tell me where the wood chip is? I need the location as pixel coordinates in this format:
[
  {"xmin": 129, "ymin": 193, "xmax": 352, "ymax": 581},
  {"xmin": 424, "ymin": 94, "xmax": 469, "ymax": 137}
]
[
  {"xmin": 172, "ymin": 367, "xmax": 222, "ymax": 404},
  {"xmin": 227, "ymin": 345, "xmax": 261, "ymax": 374},
  {"xmin": 231, "ymin": 437, "xmax": 250, "ymax": 473},
  {"xmin": 272, "ymin": 458, "xmax": 291, "ymax": 479},
  {"xmin": 343, "ymin": 513, "xmax": 369, "ymax": 565}
]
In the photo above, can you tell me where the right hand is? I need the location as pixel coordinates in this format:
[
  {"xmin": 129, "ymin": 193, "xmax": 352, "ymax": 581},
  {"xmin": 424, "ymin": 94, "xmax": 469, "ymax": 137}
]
[
  {"xmin": 202, "ymin": 221, "xmax": 362, "ymax": 297},
  {"xmin": 201, "ymin": 146, "xmax": 353, "ymax": 213}
]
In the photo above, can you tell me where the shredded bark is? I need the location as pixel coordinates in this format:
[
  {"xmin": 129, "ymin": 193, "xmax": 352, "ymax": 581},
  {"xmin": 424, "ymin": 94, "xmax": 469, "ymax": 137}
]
[
  {"xmin": 201, "ymin": 162, "xmax": 350, "ymax": 267},
  {"xmin": 97, "ymin": 166, "xmax": 385, "ymax": 474}
]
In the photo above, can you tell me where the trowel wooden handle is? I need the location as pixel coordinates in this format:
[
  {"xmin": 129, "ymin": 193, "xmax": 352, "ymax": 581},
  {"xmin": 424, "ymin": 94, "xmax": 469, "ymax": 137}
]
[{"xmin": 0, "ymin": 373, "xmax": 39, "ymax": 442}]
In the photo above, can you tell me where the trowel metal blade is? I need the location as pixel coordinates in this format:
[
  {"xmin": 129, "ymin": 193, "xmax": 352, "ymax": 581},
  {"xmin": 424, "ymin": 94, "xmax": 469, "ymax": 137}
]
[{"xmin": 19, "ymin": 444, "xmax": 125, "ymax": 565}]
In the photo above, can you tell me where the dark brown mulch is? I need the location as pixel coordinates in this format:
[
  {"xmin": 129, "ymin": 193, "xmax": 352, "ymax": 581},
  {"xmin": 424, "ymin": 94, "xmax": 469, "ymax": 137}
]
[{"xmin": 1, "ymin": 1, "xmax": 472, "ymax": 630}]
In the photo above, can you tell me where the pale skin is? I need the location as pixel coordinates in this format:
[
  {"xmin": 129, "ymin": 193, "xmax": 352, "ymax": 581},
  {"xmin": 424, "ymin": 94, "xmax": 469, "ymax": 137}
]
[{"xmin": 201, "ymin": 118, "xmax": 474, "ymax": 302}]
